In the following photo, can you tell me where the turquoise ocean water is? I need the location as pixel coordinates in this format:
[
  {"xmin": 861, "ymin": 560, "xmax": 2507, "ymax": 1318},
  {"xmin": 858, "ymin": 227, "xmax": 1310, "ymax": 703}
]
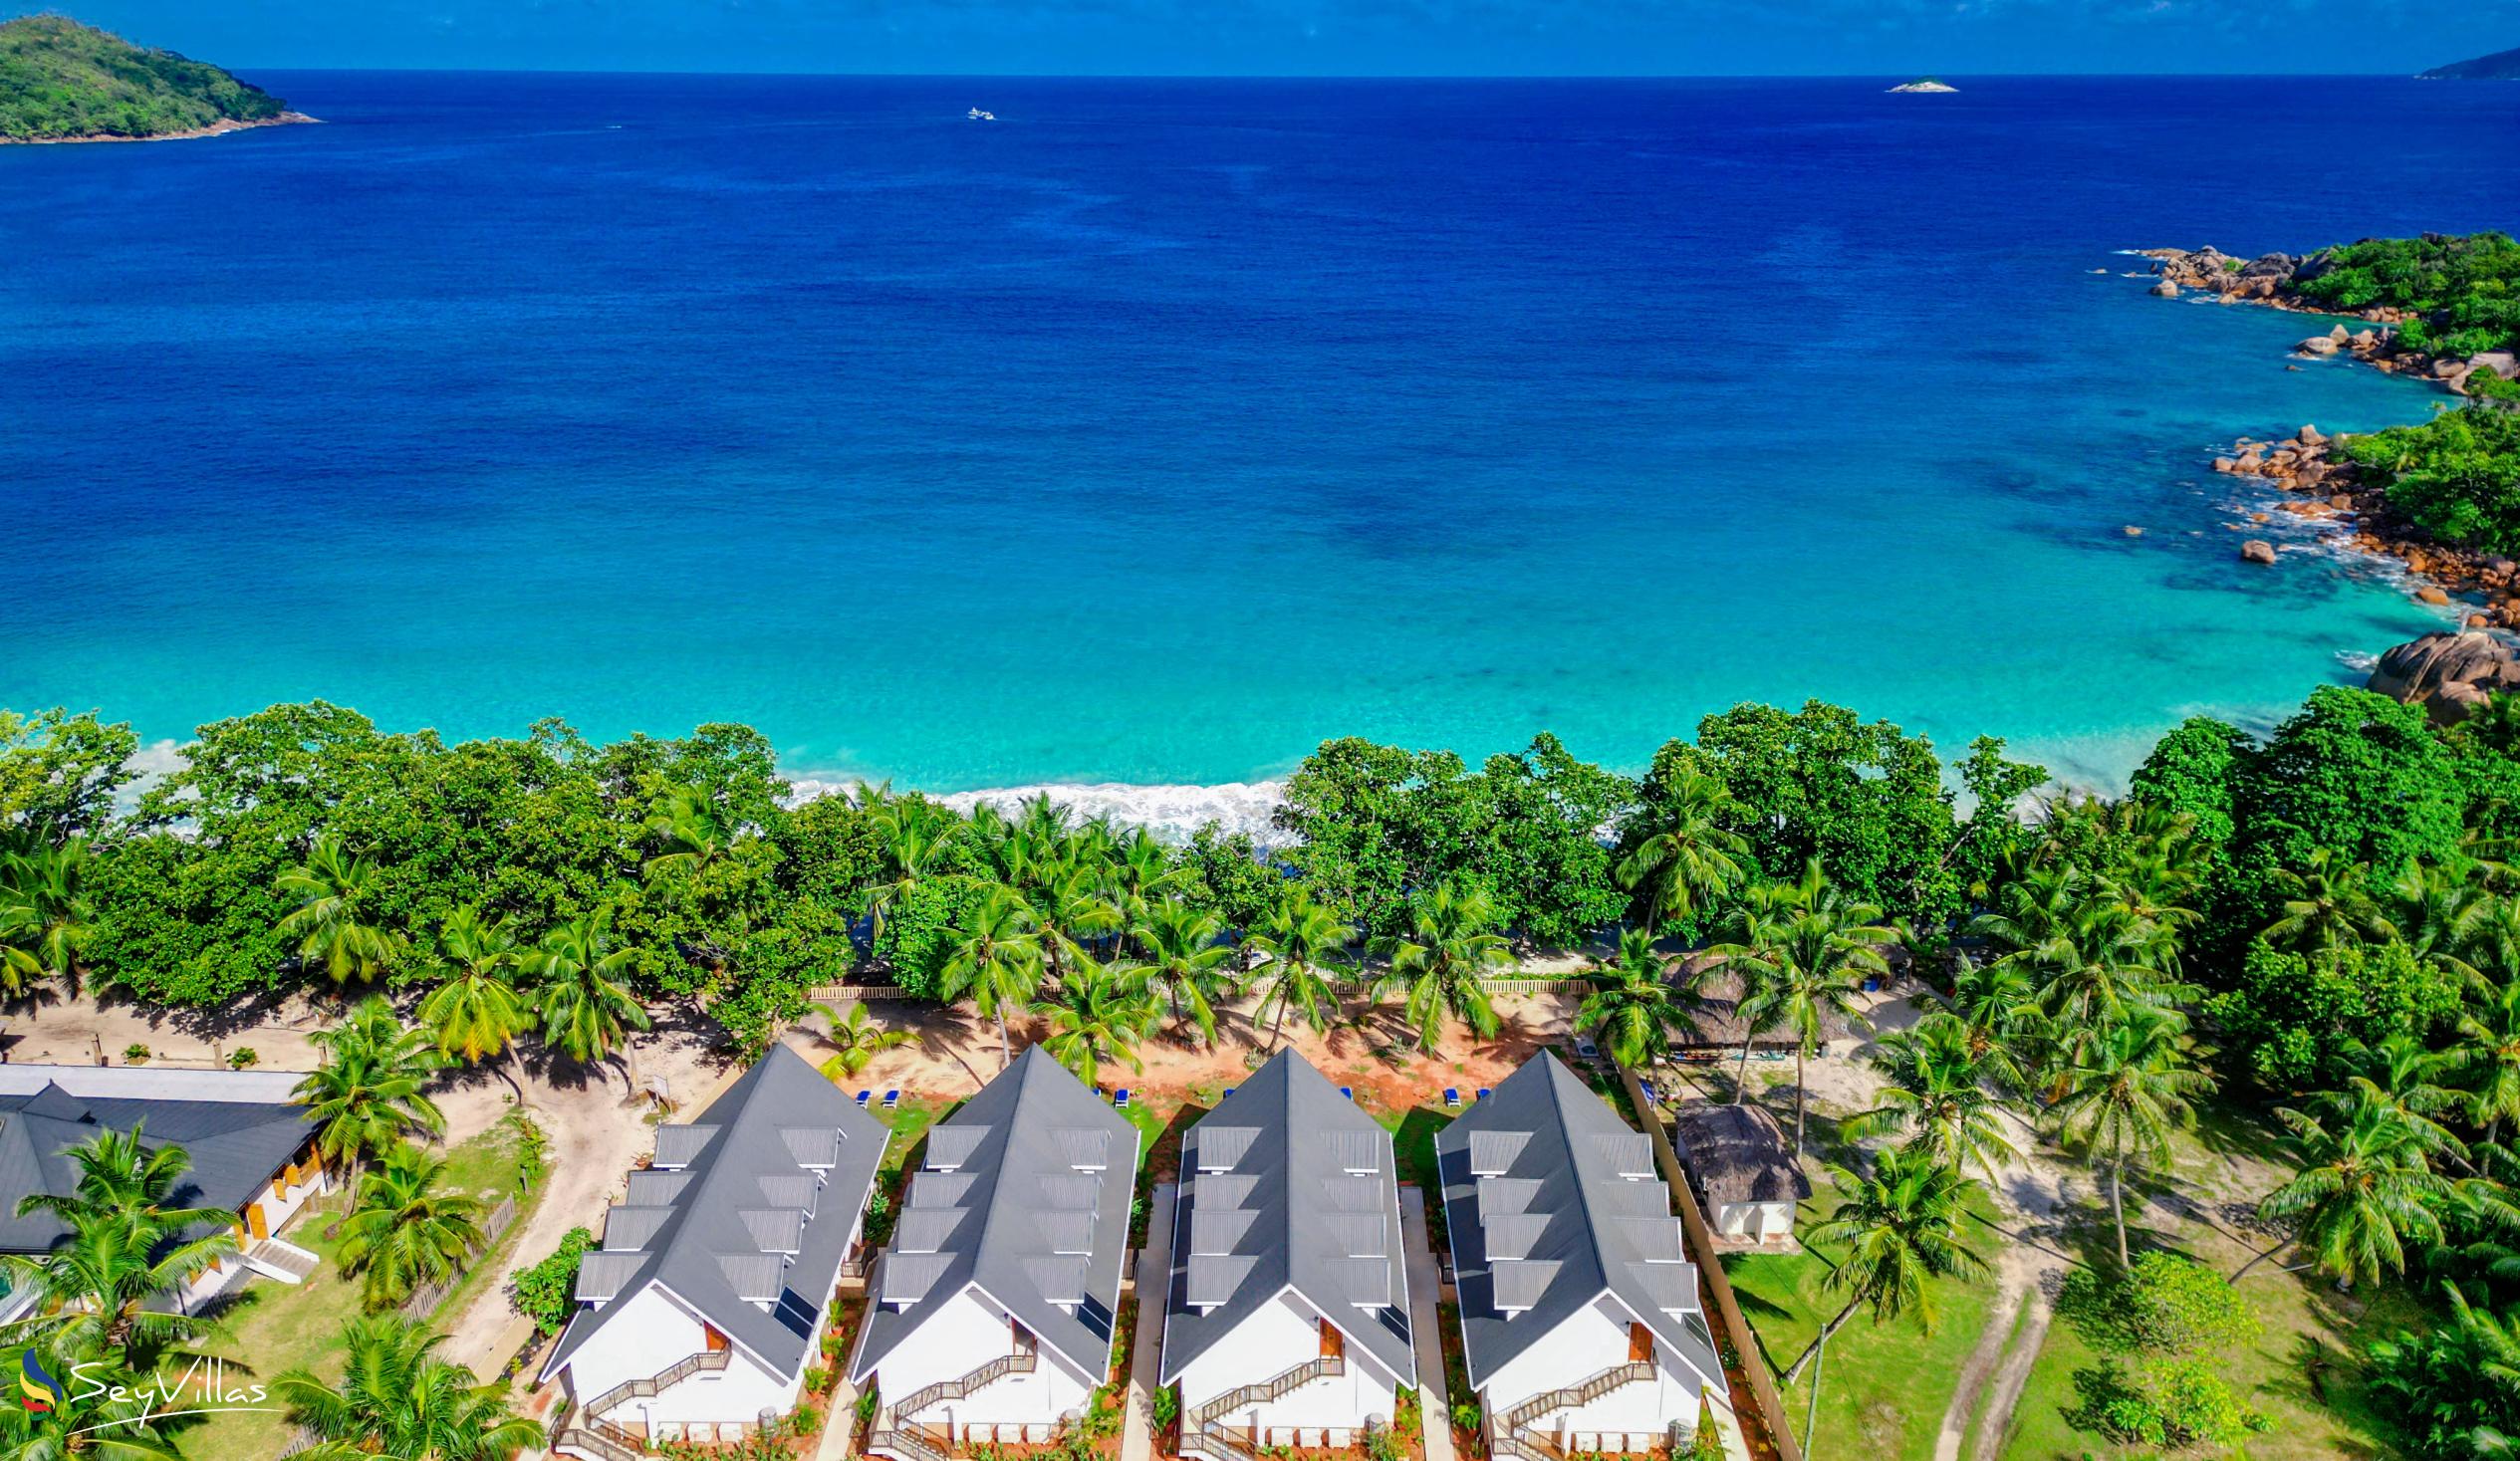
[{"xmin": 3, "ymin": 75, "xmax": 2515, "ymax": 815}]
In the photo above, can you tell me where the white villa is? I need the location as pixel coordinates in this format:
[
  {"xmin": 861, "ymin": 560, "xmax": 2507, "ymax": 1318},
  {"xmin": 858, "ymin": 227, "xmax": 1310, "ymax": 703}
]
[
  {"xmin": 1436, "ymin": 1054, "xmax": 1733, "ymax": 1458},
  {"xmin": 0, "ymin": 1065, "xmax": 331, "ymax": 1323},
  {"xmin": 1159, "ymin": 1050, "xmax": 1415, "ymax": 1458},
  {"xmin": 541, "ymin": 1046, "xmax": 888, "ymax": 1459},
  {"xmin": 852, "ymin": 1047, "xmax": 1139, "ymax": 1461}
]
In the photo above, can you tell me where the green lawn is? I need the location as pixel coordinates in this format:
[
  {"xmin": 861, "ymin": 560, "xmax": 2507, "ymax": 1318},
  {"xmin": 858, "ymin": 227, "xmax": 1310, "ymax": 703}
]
[
  {"xmin": 1722, "ymin": 1181, "xmax": 2001, "ymax": 1461},
  {"xmin": 175, "ymin": 1121, "xmax": 537, "ymax": 1460},
  {"xmin": 1992, "ymin": 1109, "xmax": 2417, "ymax": 1461}
]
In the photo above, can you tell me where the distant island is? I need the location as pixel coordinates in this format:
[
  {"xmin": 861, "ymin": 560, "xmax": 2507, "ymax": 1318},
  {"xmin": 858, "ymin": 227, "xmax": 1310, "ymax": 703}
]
[
  {"xmin": 1888, "ymin": 77, "xmax": 1957, "ymax": 93},
  {"xmin": 0, "ymin": 13, "xmax": 310, "ymax": 142},
  {"xmin": 2419, "ymin": 44, "xmax": 2520, "ymax": 79}
]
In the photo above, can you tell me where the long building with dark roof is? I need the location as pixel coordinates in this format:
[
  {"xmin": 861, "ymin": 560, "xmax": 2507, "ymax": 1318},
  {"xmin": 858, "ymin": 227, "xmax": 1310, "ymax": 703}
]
[
  {"xmin": 1159, "ymin": 1050, "xmax": 1414, "ymax": 1455},
  {"xmin": 1435, "ymin": 1053, "xmax": 1731, "ymax": 1457},
  {"xmin": 542, "ymin": 1046, "xmax": 887, "ymax": 1458}
]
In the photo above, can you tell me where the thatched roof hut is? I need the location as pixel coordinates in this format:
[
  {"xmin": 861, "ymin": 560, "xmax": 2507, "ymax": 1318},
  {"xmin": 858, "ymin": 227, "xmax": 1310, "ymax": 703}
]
[{"xmin": 1665, "ymin": 1101, "xmax": 1812, "ymax": 1210}]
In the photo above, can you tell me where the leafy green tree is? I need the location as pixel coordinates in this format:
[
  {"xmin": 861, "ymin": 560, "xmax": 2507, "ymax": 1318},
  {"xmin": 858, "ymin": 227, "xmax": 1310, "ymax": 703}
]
[
  {"xmin": 1245, "ymin": 890, "xmax": 1353, "ymax": 1053},
  {"xmin": 2050, "ymin": 1004, "xmax": 2213, "ymax": 1269},
  {"xmin": 413, "ymin": 905, "xmax": 533, "ymax": 1099},
  {"xmin": 1033, "ymin": 961, "xmax": 1159, "ymax": 1087},
  {"xmin": 295, "ymin": 997, "xmax": 447, "ymax": 1186},
  {"xmin": 276, "ymin": 836, "xmax": 404, "ymax": 986},
  {"xmin": 874, "ymin": 872, "xmax": 990, "ymax": 1001},
  {"xmin": 509, "ymin": 1227, "xmax": 594, "ymax": 1337},
  {"xmin": 814, "ymin": 1000, "xmax": 914, "ymax": 1080},
  {"xmin": 1127, "ymin": 898, "xmax": 1237, "ymax": 1048},
  {"xmin": 1374, "ymin": 881, "xmax": 1510, "ymax": 1057},
  {"xmin": 274, "ymin": 1315, "xmax": 542, "ymax": 1461},
  {"xmin": 939, "ymin": 885, "xmax": 1045, "ymax": 1069},
  {"xmin": 521, "ymin": 909, "xmax": 652, "ymax": 1085},
  {"xmin": 336, "ymin": 1143, "xmax": 487, "ymax": 1312},
  {"xmin": 2207, "ymin": 938, "xmax": 2463, "ymax": 1090},
  {"xmin": 1574, "ymin": 928, "xmax": 1701, "ymax": 1069},
  {"xmin": 1783, "ymin": 1147, "xmax": 1988, "ymax": 1455},
  {"xmin": 2366, "ymin": 1283, "xmax": 2520, "ymax": 1460},
  {"xmin": 2128, "ymin": 717, "xmax": 2251, "ymax": 871},
  {"xmin": 0, "ymin": 706, "xmax": 137, "ymax": 838}
]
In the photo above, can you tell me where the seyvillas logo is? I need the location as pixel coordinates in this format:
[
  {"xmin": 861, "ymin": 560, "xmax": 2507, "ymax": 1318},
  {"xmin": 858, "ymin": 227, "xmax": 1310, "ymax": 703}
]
[{"xmin": 20, "ymin": 1351, "xmax": 63, "ymax": 1414}]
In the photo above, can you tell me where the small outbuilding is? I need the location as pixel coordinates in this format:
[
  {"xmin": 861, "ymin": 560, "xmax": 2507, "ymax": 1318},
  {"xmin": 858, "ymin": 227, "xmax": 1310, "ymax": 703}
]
[{"xmin": 1664, "ymin": 1102, "xmax": 1809, "ymax": 1250}]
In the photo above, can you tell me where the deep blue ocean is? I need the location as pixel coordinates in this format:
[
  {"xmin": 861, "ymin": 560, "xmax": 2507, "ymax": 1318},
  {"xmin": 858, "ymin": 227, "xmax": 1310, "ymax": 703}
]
[{"xmin": 5, "ymin": 74, "xmax": 2516, "ymax": 810}]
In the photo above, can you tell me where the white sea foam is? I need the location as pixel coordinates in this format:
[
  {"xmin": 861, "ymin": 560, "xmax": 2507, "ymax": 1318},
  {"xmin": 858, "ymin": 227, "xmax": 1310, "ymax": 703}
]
[{"xmin": 782, "ymin": 774, "xmax": 1288, "ymax": 844}]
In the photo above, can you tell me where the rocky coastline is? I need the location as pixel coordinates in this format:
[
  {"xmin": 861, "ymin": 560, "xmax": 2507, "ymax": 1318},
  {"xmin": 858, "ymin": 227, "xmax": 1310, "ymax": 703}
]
[
  {"xmin": 2139, "ymin": 243, "xmax": 2520, "ymax": 722},
  {"xmin": 0, "ymin": 111, "xmax": 318, "ymax": 145}
]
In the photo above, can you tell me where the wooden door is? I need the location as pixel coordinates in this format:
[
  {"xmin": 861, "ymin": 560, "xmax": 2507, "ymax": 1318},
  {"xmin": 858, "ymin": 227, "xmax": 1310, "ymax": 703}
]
[
  {"xmin": 245, "ymin": 1202, "xmax": 268, "ymax": 1242},
  {"xmin": 1320, "ymin": 1320, "xmax": 1344, "ymax": 1359},
  {"xmin": 704, "ymin": 1323, "xmax": 729, "ymax": 1352},
  {"xmin": 1627, "ymin": 1323, "xmax": 1652, "ymax": 1363}
]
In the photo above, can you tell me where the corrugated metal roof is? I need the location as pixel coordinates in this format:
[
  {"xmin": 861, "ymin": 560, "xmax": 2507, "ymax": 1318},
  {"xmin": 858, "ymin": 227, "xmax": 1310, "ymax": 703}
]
[
  {"xmin": 602, "ymin": 1206, "xmax": 674, "ymax": 1252},
  {"xmin": 651, "ymin": 1124, "xmax": 719, "ymax": 1168}
]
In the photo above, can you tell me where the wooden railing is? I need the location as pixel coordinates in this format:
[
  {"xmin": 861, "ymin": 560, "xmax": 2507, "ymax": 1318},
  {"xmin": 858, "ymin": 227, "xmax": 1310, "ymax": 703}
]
[
  {"xmin": 551, "ymin": 1422, "xmax": 641, "ymax": 1461},
  {"xmin": 1500, "ymin": 1360, "xmax": 1653, "ymax": 1432},
  {"xmin": 581, "ymin": 1347, "xmax": 731, "ymax": 1419},
  {"xmin": 889, "ymin": 1330, "xmax": 1037, "ymax": 1420},
  {"xmin": 1189, "ymin": 1355, "xmax": 1344, "ymax": 1427},
  {"xmin": 869, "ymin": 1421, "xmax": 952, "ymax": 1461},
  {"xmin": 276, "ymin": 1424, "xmax": 328, "ymax": 1458}
]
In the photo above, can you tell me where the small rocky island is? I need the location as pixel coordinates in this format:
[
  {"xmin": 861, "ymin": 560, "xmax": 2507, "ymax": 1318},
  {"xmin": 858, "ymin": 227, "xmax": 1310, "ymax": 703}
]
[
  {"xmin": 2419, "ymin": 44, "xmax": 2520, "ymax": 80},
  {"xmin": 0, "ymin": 14, "xmax": 310, "ymax": 142},
  {"xmin": 1888, "ymin": 77, "xmax": 1958, "ymax": 93}
]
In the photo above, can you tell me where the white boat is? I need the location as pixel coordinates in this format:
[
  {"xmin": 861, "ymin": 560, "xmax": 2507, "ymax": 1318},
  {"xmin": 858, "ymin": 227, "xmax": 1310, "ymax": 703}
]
[{"xmin": 967, "ymin": 108, "xmax": 996, "ymax": 121}]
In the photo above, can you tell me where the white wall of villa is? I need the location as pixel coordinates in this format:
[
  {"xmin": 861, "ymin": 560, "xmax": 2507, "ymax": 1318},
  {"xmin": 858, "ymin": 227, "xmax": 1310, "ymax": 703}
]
[
  {"xmin": 177, "ymin": 1147, "xmax": 331, "ymax": 1312},
  {"xmin": 865, "ymin": 1285, "xmax": 1100, "ymax": 1435},
  {"xmin": 1708, "ymin": 1199, "xmax": 1796, "ymax": 1246},
  {"xmin": 1481, "ymin": 1299, "xmax": 1717, "ymax": 1454},
  {"xmin": 1177, "ymin": 1290, "xmax": 1404, "ymax": 1440},
  {"xmin": 556, "ymin": 1284, "xmax": 808, "ymax": 1431}
]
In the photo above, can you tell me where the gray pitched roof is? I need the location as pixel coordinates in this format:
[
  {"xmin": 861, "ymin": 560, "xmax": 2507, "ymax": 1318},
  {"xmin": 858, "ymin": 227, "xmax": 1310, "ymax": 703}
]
[
  {"xmin": 1435, "ymin": 1054, "xmax": 1723, "ymax": 1395},
  {"xmin": 542, "ymin": 1047, "xmax": 887, "ymax": 1383},
  {"xmin": 1666, "ymin": 1102, "xmax": 1813, "ymax": 1209},
  {"xmin": 0, "ymin": 1078, "xmax": 315, "ymax": 1255},
  {"xmin": 1158, "ymin": 1051, "xmax": 1414, "ymax": 1386},
  {"xmin": 852, "ymin": 1047, "xmax": 1139, "ymax": 1386}
]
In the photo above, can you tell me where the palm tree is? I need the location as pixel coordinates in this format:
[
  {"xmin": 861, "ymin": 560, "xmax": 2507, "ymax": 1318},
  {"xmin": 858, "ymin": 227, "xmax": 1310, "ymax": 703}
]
[
  {"xmin": 0, "ymin": 1338, "xmax": 185, "ymax": 1461},
  {"xmin": 2450, "ymin": 976, "xmax": 2520, "ymax": 1146},
  {"xmin": 1974, "ymin": 865, "xmax": 2186, "ymax": 1072},
  {"xmin": 1847, "ymin": 1012, "xmax": 2021, "ymax": 1181},
  {"xmin": 1127, "ymin": 898, "xmax": 1237, "ymax": 1048},
  {"xmin": 336, "ymin": 1143, "xmax": 488, "ymax": 1312},
  {"xmin": 1943, "ymin": 957, "xmax": 2042, "ymax": 1096},
  {"xmin": 1245, "ymin": 891, "xmax": 1354, "ymax": 1053},
  {"xmin": 1721, "ymin": 862, "xmax": 1892, "ymax": 1156},
  {"xmin": 1617, "ymin": 769, "xmax": 1748, "ymax": 932},
  {"xmin": 275, "ymin": 1315, "xmax": 543, "ymax": 1461},
  {"xmin": 520, "ymin": 909, "xmax": 652, "ymax": 1087},
  {"xmin": 2049, "ymin": 1004, "xmax": 2213, "ymax": 1269},
  {"xmin": 0, "ymin": 836, "xmax": 94, "ymax": 1006},
  {"xmin": 1373, "ymin": 881, "xmax": 1510, "ymax": 1057},
  {"xmin": 1706, "ymin": 873, "xmax": 1804, "ymax": 1106},
  {"xmin": 1783, "ymin": 1147, "xmax": 1988, "ymax": 1454},
  {"xmin": 2261, "ymin": 847, "xmax": 2394, "ymax": 954},
  {"xmin": 276, "ymin": 837, "xmax": 403, "ymax": 986},
  {"xmin": 1575, "ymin": 928, "xmax": 1702, "ymax": 1070},
  {"xmin": 2386, "ymin": 858, "xmax": 2488, "ymax": 985},
  {"xmin": 413, "ymin": 905, "xmax": 534, "ymax": 1100},
  {"xmin": 2338, "ymin": 1031, "xmax": 2471, "ymax": 1171},
  {"xmin": 13, "ymin": 1123, "xmax": 229, "ymax": 1232},
  {"xmin": 940, "ymin": 886, "xmax": 1046, "ymax": 1069},
  {"xmin": 1029, "ymin": 860, "xmax": 1122, "ymax": 988},
  {"xmin": 1033, "ymin": 960, "xmax": 1159, "ymax": 1087},
  {"xmin": 641, "ymin": 785, "xmax": 729, "ymax": 877},
  {"xmin": 814, "ymin": 1000, "xmax": 916, "ymax": 1080},
  {"xmin": 1, "ymin": 1206, "xmax": 233, "ymax": 1361},
  {"xmin": 861, "ymin": 795, "xmax": 961, "ymax": 939},
  {"xmin": 295, "ymin": 996, "xmax": 446, "ymax": 1187},
  {"xmin": 2249, "ymin": 1091, "xmax": 2455, "ymax": 1287}
]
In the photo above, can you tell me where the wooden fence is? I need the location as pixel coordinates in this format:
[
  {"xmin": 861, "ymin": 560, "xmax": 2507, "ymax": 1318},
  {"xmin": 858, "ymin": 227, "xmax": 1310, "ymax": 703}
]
[
  {"xmin": 398, "ymin": 1192, "xmax": 521, "ymax": 1320},
  {"xmin": 1613, "ymin": 1060, "xmax": 1803, "ymax": 1461},
  {"xmin": 806, "ymin": 983, "xmax": 913, "ymax": 1004}
]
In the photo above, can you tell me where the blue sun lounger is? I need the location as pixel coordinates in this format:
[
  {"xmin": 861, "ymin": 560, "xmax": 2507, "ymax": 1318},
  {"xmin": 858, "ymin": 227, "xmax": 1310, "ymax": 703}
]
[
  {"xmin": 1222, "ymin": 1087, "xmax": 1236, "ymax": 1098},
  {"xmin": 1443, "ymin": 1088, "xmax": 1460, "ymax": 1108},
  {"xmin": 882, "ymin": 1090, "xmax": 900, "ymax": 1110},
  {"xmin": 1115, "ymin": 1089, "xmax": 1133, "ymax": 1109},
  {"xmin": 1340, "ymin": 1086, "xmax": 1353, "ymax": 1100},
  {"xmin": 856, "ymin": 1091, "xmax": 872, "ymax": 1107},
  {"xmin": 1475, "ymin": 1088, "xmax": 1491, "ymax": 1101}
]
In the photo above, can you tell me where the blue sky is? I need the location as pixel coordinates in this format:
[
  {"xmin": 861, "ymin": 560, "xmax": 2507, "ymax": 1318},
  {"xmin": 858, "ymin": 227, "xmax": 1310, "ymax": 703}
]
[{"xmin": 30, "ymin": 0, "xmax": 2520, "ymax": 75}]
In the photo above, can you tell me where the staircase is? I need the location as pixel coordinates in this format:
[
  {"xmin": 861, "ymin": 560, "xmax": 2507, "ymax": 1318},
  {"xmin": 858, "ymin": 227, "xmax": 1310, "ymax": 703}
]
[
  {"xmin": 867, "ymin": 1332, "xmax": 1040, "ymax": 1461},
  {"xmin": 241, "ymin": 1237, "xmax": 322, "ymax": 1284},
  {"xmin": 1485, "ymin": 1360, "xmax": 1656, "ymax": 1461},
  {"xmin": 548, "ymin": 1350, "xmax": 732, "ymax": 1461},
  {"xmin": 1179, "ymin": 1354, "xmax": 1348, "ymax": 1461}
]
